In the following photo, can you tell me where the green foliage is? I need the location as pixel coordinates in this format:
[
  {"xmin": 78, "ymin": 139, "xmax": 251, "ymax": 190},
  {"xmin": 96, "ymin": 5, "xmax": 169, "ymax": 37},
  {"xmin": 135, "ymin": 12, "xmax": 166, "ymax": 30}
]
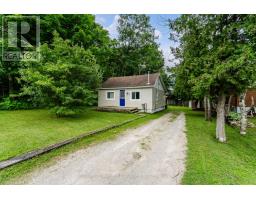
[
  {"xmin": 170, "ymin": 15, "xmax": 256, "ymax": 141},
  {"xmin": 40, "ymin": 14, "xmax": 113, "ymax": 80},
  {"xmin": 170, "ymin": 15, "xmax": 256, "ymax": 100},
  {"xmin": 172, "ymin": 66, "xmax": 193, "ymax": 100},
  {"xmin": 0, "ymin": 14, "xmax": 167, "ymax": 113},
  {"xmin": 108, "ymin": 14, "xmax": 165, "ymax": 76},
  {"xmin": 0, "ymin": 14, "xmax": 111, "ymax": 100},
  {"xmin": 0, "ymin": 15, "xmax": 38, "ymax": 95},
  {"xmin": 227, "ymin": 112, "xmax": 241, "ymax": 122},
  {"xmin": 0, "ymin": 97, "xmax": 32, "ymax": 110},
  {"xmin": 20, "ymin": 33, "xmax": 101, "ymax": 116},
  {"xmin": 40, "ymin": 15, "xmax": 110, "ymax": 49}
]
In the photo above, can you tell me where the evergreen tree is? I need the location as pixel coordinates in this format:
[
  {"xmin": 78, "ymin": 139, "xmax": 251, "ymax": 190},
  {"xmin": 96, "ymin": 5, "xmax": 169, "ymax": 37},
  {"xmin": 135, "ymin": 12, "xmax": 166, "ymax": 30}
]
[{"xmin": 170, "ymin": 15, "xmax": 256, "ymax": 142}]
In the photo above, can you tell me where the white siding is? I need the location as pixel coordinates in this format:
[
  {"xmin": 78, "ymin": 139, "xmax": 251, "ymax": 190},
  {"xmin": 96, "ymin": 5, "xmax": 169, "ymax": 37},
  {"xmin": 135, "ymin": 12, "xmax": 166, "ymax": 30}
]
[
  {"xmin": 98, "ymin": 79, "xmax": 166, "ymax": 113},
  {"xmin": 152, "ymin": 78, "xmax": 166, "ymax": 112},
  {"xmin": 98, "ymin": 89, "xmax": 119, "ymax": 107},
  {"xmin": 125, "ymin": 88, "xmax": 153, "ymax": 112},
  {"xmin": 98, "ymin": 88, "xmax": 154, "ymax": 113}
]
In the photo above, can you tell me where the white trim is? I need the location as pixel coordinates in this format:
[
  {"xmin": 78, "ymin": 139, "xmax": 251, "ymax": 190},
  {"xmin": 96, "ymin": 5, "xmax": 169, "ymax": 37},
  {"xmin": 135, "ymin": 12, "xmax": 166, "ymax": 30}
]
[
  {"xmin": 130, "ymin": 91, "xmax": 141, "ymax": 101},
  {"xmin": 119, "ymin": 89, "xmax": 126, "ymax": 107},
  {"xmin": 106, "ymin": 91, "xmax": 115, "ymax": 100},
  {"xmin": 99, "ymin": 86, "xmax": 154, "ymax": 90}
]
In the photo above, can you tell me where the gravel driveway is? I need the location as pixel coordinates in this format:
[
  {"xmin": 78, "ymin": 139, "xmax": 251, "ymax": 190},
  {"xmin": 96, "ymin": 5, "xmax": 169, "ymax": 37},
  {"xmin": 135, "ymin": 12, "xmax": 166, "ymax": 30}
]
[{"xmin": 19, "ymin": 112, "xmax": 187, "ymax": 185}]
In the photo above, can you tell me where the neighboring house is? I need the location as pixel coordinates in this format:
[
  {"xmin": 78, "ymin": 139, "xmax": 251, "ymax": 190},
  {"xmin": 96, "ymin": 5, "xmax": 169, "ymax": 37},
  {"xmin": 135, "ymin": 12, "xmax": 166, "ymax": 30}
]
[
  {"xmin": 230, "ymin": 88, "xmax": 256, "ymax": 112},
  {"xmin": 188, "ymin": 88, "xmax": 256, "ymax": 113},
  {"xmin": 98, "ymin": 73, "xmax": 167, "ymax": 113}
]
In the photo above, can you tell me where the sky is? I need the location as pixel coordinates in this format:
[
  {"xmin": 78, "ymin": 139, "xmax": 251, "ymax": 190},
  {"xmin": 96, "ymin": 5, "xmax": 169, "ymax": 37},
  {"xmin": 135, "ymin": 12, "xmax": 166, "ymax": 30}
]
[{"xmin": 95, "ymin": 14, "xmax": 179, "ymax": 67}]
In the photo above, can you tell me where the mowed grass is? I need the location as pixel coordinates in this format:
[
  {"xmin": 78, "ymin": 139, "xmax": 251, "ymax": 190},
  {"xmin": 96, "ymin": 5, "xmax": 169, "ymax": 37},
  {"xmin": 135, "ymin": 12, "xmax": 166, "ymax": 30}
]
[
  {"xmin": 0, "ymin": 108, "xmax": 138, "ymax": 161},
  {"xmin": 0, "ymin": 107, "xmax": 171, "ymax": 184},
  {"xmin": 171, "ymin": 106, "xmax": 256, "ymax": 184},
  {"xmin": 3, "ymin": 106, "xmax": 255, "ymax": 184}
]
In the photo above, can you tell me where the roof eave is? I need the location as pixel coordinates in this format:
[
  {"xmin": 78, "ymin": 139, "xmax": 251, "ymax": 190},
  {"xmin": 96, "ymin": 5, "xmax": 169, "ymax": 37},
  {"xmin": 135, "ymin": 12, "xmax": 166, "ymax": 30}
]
[{"xmin": 98, "ymin": 85, "xmax": 155, "ymax": 90}]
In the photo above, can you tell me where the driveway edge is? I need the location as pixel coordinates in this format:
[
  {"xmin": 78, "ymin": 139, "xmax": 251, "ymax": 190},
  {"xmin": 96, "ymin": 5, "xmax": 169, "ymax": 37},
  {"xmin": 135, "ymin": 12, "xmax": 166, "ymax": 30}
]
[{"xmin": 0, "ymin": 114, "xmax": 146, "ymax": 170}]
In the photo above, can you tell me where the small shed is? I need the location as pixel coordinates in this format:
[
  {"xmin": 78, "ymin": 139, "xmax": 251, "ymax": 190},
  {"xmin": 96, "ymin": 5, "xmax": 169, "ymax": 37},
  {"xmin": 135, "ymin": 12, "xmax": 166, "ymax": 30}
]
[{"xmin": 98, "ymin": 73, "xmax": 167, "ymax": 113}]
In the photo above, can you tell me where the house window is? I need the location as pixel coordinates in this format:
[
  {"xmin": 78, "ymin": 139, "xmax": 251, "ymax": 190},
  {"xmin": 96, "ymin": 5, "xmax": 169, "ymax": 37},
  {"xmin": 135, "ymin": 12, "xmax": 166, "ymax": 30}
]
[
  {"xmin": 131, "ymin": 91, "xmax": 140, "ymax": 100},
  {"xmin": 106, "ymin": 91, "xmax": 115, "ymax": 100}
]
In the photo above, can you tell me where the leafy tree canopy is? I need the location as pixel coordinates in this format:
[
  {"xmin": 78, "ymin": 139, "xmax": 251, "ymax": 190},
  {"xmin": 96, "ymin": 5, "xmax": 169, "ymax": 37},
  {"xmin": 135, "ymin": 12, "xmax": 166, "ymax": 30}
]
[
  {"xmin": 111, "ymin": 14, "xmax": 165, "ymax": 76},
  {"xmin": 20, "ymin": 32, "xmax": 101, "ymax": 116},
  {"xmin": 170, "ymin": 14, "xmax": 256, "ymax": 142},
  {"xmin": 170, "ymin": 14, "xmax": 256, "ymax": 100},
  {"xmin": 0, "ymin": 14, "xmax": 111, "ymax": 96}
]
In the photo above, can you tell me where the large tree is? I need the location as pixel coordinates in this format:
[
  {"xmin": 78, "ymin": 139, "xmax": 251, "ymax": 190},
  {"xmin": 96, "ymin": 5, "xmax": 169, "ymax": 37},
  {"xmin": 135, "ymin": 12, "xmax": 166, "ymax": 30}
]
[
  {"xmin": 0, "ymin": 14, "xmax": 112, "ymax": 98},
  {"xmin": 40, "ymin": 15, "xmax": 110, "ymax": 48},
  {"xmin": 40, "ymin": 14, "xmax": 113, "ymax": 79},
  {"xmin": 19, "ymin": 32, "xmax": 101, "ymax": 116},
  {"xmin": 170, "ymin": 15, "xmax": 256, "ymax": 142},
  {"xmin": 0, "ymin": 15, "xmax": 38, "ymax": 96},
  {"xmin": 113, "ymin": 14, "xmax": 164, "ymax": 76}
]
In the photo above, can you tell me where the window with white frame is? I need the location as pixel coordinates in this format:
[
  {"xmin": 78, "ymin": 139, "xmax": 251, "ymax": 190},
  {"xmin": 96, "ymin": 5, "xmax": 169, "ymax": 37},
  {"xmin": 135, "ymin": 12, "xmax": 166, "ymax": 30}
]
[
  {"xmin": 131, "ymin": 91, "xmax": 140, "ymax": 100},
  {"xmin": 106, "ymin": 91, "xmax": 115, "ymax": 100}
]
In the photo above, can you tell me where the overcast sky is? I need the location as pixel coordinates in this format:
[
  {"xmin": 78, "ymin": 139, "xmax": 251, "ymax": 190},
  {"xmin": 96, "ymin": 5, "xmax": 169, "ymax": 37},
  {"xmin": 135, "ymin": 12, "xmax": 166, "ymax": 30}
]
[{"xmin": 95, "ymin": 14, "xmax": 179, "ymax": 67}]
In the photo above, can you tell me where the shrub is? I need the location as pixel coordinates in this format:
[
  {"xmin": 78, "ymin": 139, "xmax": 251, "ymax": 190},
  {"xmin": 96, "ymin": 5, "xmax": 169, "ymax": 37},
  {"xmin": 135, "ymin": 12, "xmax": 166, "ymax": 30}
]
[
  {"xmin": 227, "ymin": 112, "xmax": 241, "ymax": 122},
  {"xmin": 0, "ymin": 97, "xmax": 31, "ymax": 110},
  {"xmin": 19, "ymin": 33, "xmax": 101, "ymax": 117}
]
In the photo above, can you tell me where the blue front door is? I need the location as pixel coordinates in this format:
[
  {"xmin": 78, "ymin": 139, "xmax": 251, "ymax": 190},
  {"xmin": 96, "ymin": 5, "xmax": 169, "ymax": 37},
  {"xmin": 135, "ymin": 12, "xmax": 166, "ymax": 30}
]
[{"xmin": 120, "ymin": 90, "xmax": 125, "ymax": 107}]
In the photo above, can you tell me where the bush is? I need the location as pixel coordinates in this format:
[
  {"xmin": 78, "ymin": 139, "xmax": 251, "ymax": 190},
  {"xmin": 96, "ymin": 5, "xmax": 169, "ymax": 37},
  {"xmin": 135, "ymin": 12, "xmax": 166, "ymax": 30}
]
[
  {"xmin": 227, "ymin": 111, "xmax": 241, "ymax": 122},
  {"xmin": 19, "ymin": 33, "xmax": 101, "ymax": 117},
  {"xmin": 0, "ymin": 97, "xmax": 36, "ymax": 110}
]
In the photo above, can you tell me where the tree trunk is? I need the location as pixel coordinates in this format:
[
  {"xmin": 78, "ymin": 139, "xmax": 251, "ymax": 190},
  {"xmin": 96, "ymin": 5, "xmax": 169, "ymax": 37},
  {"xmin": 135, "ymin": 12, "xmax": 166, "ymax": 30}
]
[
  {"xmin": 197, "ymin": 100, "xmax": 200, "ymax": 109},
  {"xmin": 216, "ymin": 93, "xmax": 226, "ymax": 142},
  {"xmin": 204, "ymin": 96, "xmax": 212, "ymax": 121},
  {"xmin": 251, "ymin": 96, "xmax": 255, "ymax": 107},
  {"xmin": 8, "ymin": 74, "xmax": 13, "ymax": 96},
  {"xmin": 204, "ymin": 96, "xmax": 207, "ymax": 120},
  {"xmin": 251, "ymin": 96, "xmax": 255, "ymax": 117},
  {"xmin": 239, "ymin": 91, "xmax": 247, "ymax": 135},
  {"xmin": 227, "ymin": 95, "xmax": 233, "ymax": 115},
  {"xmin": 188, "ymin": 100, "xmax": 192, "ymax": 108},
  {"xmin": 207, "ymin": 97, "xmax": 212, "ymax": 121}
]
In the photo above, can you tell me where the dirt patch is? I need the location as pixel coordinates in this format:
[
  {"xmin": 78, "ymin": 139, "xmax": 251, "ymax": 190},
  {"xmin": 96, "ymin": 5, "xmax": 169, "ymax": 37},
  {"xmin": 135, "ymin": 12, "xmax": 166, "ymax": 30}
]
[
  {"xmin": 169, "ymin": 111, "xmax": 180, "ymax": 122},
  {"xmin": 132, "ymin": 152, "xmax": 142, "ymax": 160},
  {"xmin": 140, "ymin": 136, "xmax": 151, "ymax": 151}
]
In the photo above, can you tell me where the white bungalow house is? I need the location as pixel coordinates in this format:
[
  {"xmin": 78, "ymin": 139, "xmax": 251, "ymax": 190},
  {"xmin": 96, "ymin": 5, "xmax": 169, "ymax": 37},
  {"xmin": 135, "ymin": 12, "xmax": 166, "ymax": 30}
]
[{"xmin": 97, "ymin": 73, "xmax": 167, "ymax": 113}]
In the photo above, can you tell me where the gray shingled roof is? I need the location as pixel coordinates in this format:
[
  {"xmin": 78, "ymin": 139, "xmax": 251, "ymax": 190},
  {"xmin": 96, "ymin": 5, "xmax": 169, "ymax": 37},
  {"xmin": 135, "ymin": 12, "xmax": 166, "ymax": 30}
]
[{"xmin": 101, "ymin": 73, "xmax": 160, "ymax": 88}]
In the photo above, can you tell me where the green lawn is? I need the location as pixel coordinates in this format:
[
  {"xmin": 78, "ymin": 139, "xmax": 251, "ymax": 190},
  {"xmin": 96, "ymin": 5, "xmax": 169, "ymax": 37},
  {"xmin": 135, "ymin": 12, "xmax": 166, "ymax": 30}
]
[
  {"xmin": 2, "ymin": 106, "xmax": 255, "ymax": 184},
  {"xmin": 171, "ymin": 106, "xmax": 256, "ymax": 185},
  {"xmin": 0, "ymin": 107, "xmax": 170, "ymax": 184},
  {"xmin": 0, "ymin": 108, "xmax": 138, "ymax": 161}
]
